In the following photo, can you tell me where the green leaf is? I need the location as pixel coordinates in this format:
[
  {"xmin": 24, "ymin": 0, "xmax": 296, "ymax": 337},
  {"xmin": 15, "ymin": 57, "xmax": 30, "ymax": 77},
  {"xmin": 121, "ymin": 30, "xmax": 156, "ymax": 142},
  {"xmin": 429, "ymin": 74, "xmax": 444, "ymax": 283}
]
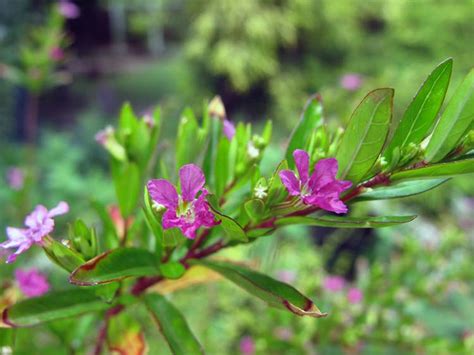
[
  {"xmin": 144, "ymin": 294, "xmax": 204, "ymax": 355},
  {"xmin": 2, "ymin": 289, "xmax": 108, "ymax": 327},
  {"xmin": 384, "ymin": 59, "xmax": 453, "ymax": 163},
  {"xmin": 69, "ymin": 248, "xmax": 159, "ymax": 286},
  {"xmin": 390, "ymin": 158, "xmax": 474, "ymax": 181},
  {"xmin": 353, "ymin": 179, "xmax": 449, "ymax": 201},
  {"xmin": 90, "ymin": 200, "xmax": 119, "ymax": 249},
  {"xmin": 43, "ymin": 238, "xmax": 85, "ymax": 273},
  {"xmin": 107, "ymin": 311, "xmax": 146, "ymax": 355},
  {"xmin": 425, "ymin": 69, "xmax": 474, "ymax": 162},
  {"xmin": 206, "ymin": 195, "xmax": 248, "ymax": 242},
  {"xmin": 0, "ymin": 329, "xmax": 14, "ymax": 346},
  {"xmin": 192, "ymin": 260, "xmax": 327, "ymax": 317},
  {"xmin": 267, "ymin": 160, "xmax": 289, "ymax": 206},
  {"xmin": 118, "ymin": 102, "xmax": 138, "ymax": 136},
  {"xmin": 215, "ymin": 136, "xmax": 230, "ymax": 197},
  {"xmin": 143, "ymin": 187, "xmax": 164, "ymax": 257},
  {"xmin": 286, "ymin": 94, "xmax": 324, "ymax": 168},
  {"xmin": 244, "ymin": 199, "xmax": 265, "ymax": 223},
  {"xmin": 176, "ymin": 108, "xmax": 200, "ymax": 167},
  {"xmin": 111, "ymin": 161, "xmax": 141, "ymax": 217},
  {"xmin": 276, "ymin": 215, "xmax": 416, "ymax": 228},
  {"xmin": 336, "ymin": 88, "xmax": 394, "ymax": 183},
  {"xmin": 159, "ymin": 261, "xmax": 186, "ymax": 280},
  {"xmin": 203, "ymin": 116, "xmax": 221, "ymax": 186}
]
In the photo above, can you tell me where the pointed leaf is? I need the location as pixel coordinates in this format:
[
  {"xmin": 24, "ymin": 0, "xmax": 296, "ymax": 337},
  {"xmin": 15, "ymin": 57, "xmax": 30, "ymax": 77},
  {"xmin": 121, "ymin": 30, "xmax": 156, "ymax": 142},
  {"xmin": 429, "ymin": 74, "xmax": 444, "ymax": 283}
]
[
  {"xmin": 176, "ymin": 108, "xmax": 200, "ymax": 167},
  {"xmin": 69, "ymin": 248, "xmax": 159, "ymax": 286},
  {"xmin": 206, "ymin": 195, "xmax": 248, "ymax": 242},
  {"xmin": 112, "ymin": 161, "xmax": 141, "ymax": 217},
  {"xmin": 426, "ymin": 69, "xmax": 474, "ymax": 162},
  {"xmin": 336, "ymin": 88, "xmax": 394, "ymax": 183},
  {"xmin": 159, "ymin": 262, "xmax": 186, "ymax": 280},
  {"xmin": 215, "ymin": 136, "xmax": 230, "ymax": 197},
  {"xmin": 144, "ymin": 294, "xmax": 204, "ymax": 355},
  {"xmin": 276, "ymin": 215, "xmax": 416, "ymax": 228},
  {"xmin": 2, "ymin": 289, "xmax": 108, "ymax": 327},
  {"xmin": 192, "ymin": 260, "xmax": 327, "ymax": 318},
  {"xmin": 391, "ymin": 158, "xmax": 474, "ymax": 181},
  {"xmin": 384, "ymin": 59, "xmax": 453, "ymax": 163}
]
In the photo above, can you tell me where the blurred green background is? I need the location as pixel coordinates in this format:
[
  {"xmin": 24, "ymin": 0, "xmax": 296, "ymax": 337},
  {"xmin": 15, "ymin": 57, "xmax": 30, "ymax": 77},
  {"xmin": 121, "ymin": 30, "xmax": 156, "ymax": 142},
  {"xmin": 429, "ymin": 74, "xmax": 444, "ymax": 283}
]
[{"xmin": 1, "ymin": 0, "xmax": 473, "ymax": 354}]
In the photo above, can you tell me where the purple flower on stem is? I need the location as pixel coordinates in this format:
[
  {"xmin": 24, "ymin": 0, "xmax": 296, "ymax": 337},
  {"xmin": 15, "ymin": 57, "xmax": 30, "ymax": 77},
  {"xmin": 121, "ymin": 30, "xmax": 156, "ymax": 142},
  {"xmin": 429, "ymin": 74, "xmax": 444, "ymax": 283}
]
[
  {"xmin": 58, "ymin": 0, "xmax": 80, "ymax": 19},
  {"xmin": 347, "ymin": 287, "xmax": 363, "ymax": 304},
  {"xmin": 15, "ymin": 269, "xmax": 50, "ymax": 297},
  {"xmin": 223, "ymin": 119, "xmax": 236, "ymax": 140},
  {"xmin": 0, "ymin": 202, "xmax": 69, "ymax": 263},
  {"xmin": 323, "ymin": 275, "xmax": 346, "ymax": 292},
  {"xmin": 340, "ymin": 73, "xmax": 363, "ymax": 91},
  {"xmin": 147, "ymin": 164, "xmax": 218, "ymax": 239},
  {"xmin": 239, "ymin": 336, "xmax": 255, "ymax": 355},
  {"xmin": 279, "ymin": 150, "xmax": 352, "ymax": 214},
  {"xmin": 6, "ymin": 167, "xmax": 24, "ymax": 190}
]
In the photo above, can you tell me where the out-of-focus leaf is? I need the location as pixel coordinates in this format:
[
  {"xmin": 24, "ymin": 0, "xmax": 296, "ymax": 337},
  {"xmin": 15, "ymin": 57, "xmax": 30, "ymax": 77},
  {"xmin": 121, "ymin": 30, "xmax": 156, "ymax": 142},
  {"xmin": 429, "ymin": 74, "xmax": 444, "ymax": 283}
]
[
  {"xmin": 69, "ymin": 248, "xmax": 159, "ymax": 286},
  {"xmin": 353, "ymin": 178, "xmax": 449, "ymax": 201},
  {"xmin": 159, "ymin": 262, "xmax": 186, "ymax": 280},
  {"xmin": 267, "ymin": 160, "xmax": 289, "ymax": 206},
  {"xmin": 425, "ymin": 69, "xmax": 474, "ymax": 162},
  {"xmin": 176, "ymin": 108, "xmax": 200, "ymax": 167},
  {"xmin": 286, "ymin": 94, "xmax": 323, "ymax": 168},
  {"xmin": 276, "ymin": 215, "xmax": 416, "ymax": 228},
  {"xmin": 142, "ymin": 187, "xmax": 164, "ymax": 258},
  {"xmin": 215, "ymin": 136, "xmax": 230, "ymax": 197},
  {"xmin": 107, "ymin": 311, "xmax": 147, "ymax": 355},
  {"xmin": 112, "ymin": 161, "xmax": 141, "ymax": 217},
  {"xmin": 206, "ymin": 195, "xmax": 248, "ymax": 242},
  {"xmin": 244, "ymin": 199, "xmax": 266, "ymax": 222},
  {"xmin": 144, "ymin": 294, "xmax": 204, "ymax": 355},
  {"xmin": 2, "ymin": 289, "xmax": 108, "ymax": 327},
  {"xmin": 384, "ymin": 59, "xmax": 453, "ymax": 163},
  {"xmin": 336, "ymin": 88, "xmax": 394, "ymax": 183},
  {"xmin": 43, "ymin": 238, "xmax": 85, "ymax": 273},
  {"xmin": 262, "ymin": 120, "xmax": 273, "ymax": 144},
  {"xmin": 193, "ymin": 260, "xmax": 327, "ymax": 318},
  {"xmin": 91, "ymin": 200, "xmax": 119, "ymax": 249},
  {"xmin": 203, "ymin": 116, "xmax": 221, "ymax": 186},
  {"xmin": 0, "ymin": 328, "xmax": 14, "ymax": 346},
  {"xmin": 119, "ymin": 102, "xmax": 138, "ymax": 136},
  {"xmin": 390, "ymin": 158, "xmax": 474, "ymax": 181}
]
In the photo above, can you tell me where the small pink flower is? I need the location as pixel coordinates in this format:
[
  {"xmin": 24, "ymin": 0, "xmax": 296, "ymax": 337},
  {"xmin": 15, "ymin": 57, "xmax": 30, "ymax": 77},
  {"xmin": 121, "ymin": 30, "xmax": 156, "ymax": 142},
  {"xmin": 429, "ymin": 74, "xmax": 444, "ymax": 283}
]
[
  {"xmin": 239, "ymin": 336, "xmax": 255, "ymax": 355},
  {"xmin": 0, "ymin": 202, "xmax": 69, "ymax": 263},
  {"xmin": 147, "ymin": 164, "xmax": 218, "ymax": 239},
  {"xmin": 347, "ymin": 287, "xmax": 363, "ymax": 304},
  {"xmin": 6, "ymin": 167, "xmax": 24, "ymax": 190},
  {"xmin": 223, "ymin": 119, "xmax": 236, "ymax": 140},
  {"xmin": 277, "ymin": 270, "xmax": 296, "ymax": 283},
  {"xmin": 15, "ymin": 269, "xmax": 50, "ymax": 297},
  {"xmin": 280, "ymin": 150, "xmax": 352, "ymax": 213},
  {"xmin": 58, "ymin": 0, "xmax": 80, "ymax": 19},
  {"xmin": 323, "ymin": 275, "xmax": 346, "ymax": 292},
  {"xmin": 95, "ymin": 126, "xmax": 114, "ymax": 145},
  {"xmin": 340, "ymin": 73, "xmax": 363, "ymax": 91},
  {"xmin": 50, "ymin": 47, "xmax": 65, "ymax": 61}
]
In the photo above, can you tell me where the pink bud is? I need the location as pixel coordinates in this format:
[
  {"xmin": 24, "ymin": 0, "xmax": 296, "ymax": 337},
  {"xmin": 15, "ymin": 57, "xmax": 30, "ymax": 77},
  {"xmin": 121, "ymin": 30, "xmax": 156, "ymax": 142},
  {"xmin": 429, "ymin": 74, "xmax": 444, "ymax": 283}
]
[
  {"xmin": 340, "ymin": 73, "xmax": 363, "ymax": 91},
  {"xmin": 323, "ymin": 275, "xmax": 346, "ymax": 292},
  {"xmin": 347, "ymin": 287, "xmax": 363, "ymax": 304}
]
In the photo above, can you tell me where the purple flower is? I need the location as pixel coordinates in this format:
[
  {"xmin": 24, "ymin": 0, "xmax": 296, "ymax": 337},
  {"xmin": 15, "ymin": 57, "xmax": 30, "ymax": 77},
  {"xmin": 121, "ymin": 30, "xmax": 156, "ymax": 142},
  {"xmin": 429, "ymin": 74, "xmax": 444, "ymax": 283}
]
[
  {"xmin": 58, "ymin": 0, "xmax": 80, "ymax": 19},
  {"xmin": 279, "ymin": 150, "xmax": 352, "ymax": 214},
  {"xmin": 239, "ymin": 336, "xmax": 255, "ymax": 355},
  {"xmin": 0, "ymin": 202, "xmax": 69, "ymax": 263},
  {"xmin": 147, "ymin": 164, "xmax": 218, "ymax": 239},
  {"xmin": 50, "ymin": 47, "xmax": 65, "ymax": 61},
  {"xmin": 6, "ymin": 167, "xmax": 24, "ymax": 190},
  {"xmin": 347, "ymin": 287, "xmax": 363, "ymax": 304},
  {"xmin": 340, "ymin": 73, "xmax": 363, "ymax": 91},
  {"xmin": 223, "ymin": 119, "xmax": 236, "ymax": 140},
  {"xmin": 323, "ymin": 275, "xmax": 346, "ymax": 292},
  {"xmin": 15, "ymin": 269, "xmax": 50, "ymax": 297}
]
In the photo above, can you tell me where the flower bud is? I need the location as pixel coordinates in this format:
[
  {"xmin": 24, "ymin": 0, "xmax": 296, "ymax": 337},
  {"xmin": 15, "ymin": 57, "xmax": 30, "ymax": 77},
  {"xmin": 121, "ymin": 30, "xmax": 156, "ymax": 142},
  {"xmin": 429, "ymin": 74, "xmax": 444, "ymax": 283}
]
[
  {"xmin": 68, "ymin": 219, "xmax": 98, "ymax": 260},
  {"xmin": 208, "ymin": 96, "xmax": 226, "ymax": 119}
]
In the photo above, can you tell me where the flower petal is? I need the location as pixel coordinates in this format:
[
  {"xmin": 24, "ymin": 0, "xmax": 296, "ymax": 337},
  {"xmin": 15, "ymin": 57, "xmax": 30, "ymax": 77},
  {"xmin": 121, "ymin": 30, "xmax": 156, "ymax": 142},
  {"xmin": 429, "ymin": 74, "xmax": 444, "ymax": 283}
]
[
  {"xmin": 5, "ymin": 227, "xmax": 29, "ymax": 243},
  {"xmin": 309, "ymin": 158, "xmax": 339, "ymax": 191},
  {"xmin": 47, "ymin": 201, "xmax": 69, "ymax": 218},
  {"xmin": 24, "ymin": 205, "xmax": 48, "ymax": 228},
  {"xmin": 223, "ymin": 119, "xmax": 236, "ymax": 140},
  {"xmin": 293, "ymin": 150, "xmax": 309, "ymax": 184},
  {"xmin": 147, "ymin": 179, "xmax": 179, "ymax": 209},
  {"xmin": 179, "ymin": 164, "xmax": 205, "ymax": 202},
  {"xmin": 279, "ymin": 170, "xmax": 300, "ymax": 196}
]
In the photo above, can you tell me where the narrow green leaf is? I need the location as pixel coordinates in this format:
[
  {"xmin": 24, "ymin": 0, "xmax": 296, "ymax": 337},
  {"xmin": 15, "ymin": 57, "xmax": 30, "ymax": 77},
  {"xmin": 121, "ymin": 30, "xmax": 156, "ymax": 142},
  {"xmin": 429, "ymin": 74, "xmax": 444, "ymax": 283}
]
[
  {"xmin": 384, "ymin": 59, "xmax": 453, "ymax": 163},
  {"xmin": 69, "ymin": 248, "xmax": 159, "ymax": 286},
  {"xmin": 215, "ymin": 137, "xmax": 230, "ymax": 197},
  {"xmin": 244, "ymin": 199, "xmax": 265, "ymax": 223},
  {"xmin": 144, "ymin": 294, "xmax": 204, "ymax": 355},
  {"xmin": 286, "ymin": 94, "xmax": 324, "ymax": 168},
  {"xmin": 206, "ymin": 195, "xmax": 248, "ymax": 242},
  {"xmin": 118, "ymin": 102, "xmax": 138, "ymax": 136},
  {"xmin": 112, "ymin": 161, "xmax": 141, "ymax": 217},
  {"xmin": 192, "ymin": 260, "xmax": 327, "ymax": 318},
  {"xmin": 426, "ymin": 69, "xmax": 474, "ymax": 162},
  {"xmin": 176, "ymin": 108, "xmax": 200, "ymax": 167},
  {"xmin": 391, "ymin": 158, "xmax": 474, "ymax": 181},
  {"xmin": 90, "ymin": 200, "xmax": 119, "ymax": 249},
  {"xmin": 276, "ymin": 215, "xmax": 416, "ymax": 228},
  {"xmin": 203, "ymin": 117, "xmax": 221, "ymax": 186},
  {"xmin": 159, "ymin": 262, "xmax": 186, "ymax": 280},
  {"xmin": 336, "ymin": 88, "xmax": 394, "ymax": 183},
  {"xmin": 353, "ymin": 178, "xmax": 449, "ymax": 201},
  {"xmin": 2, "ymin": 289, "xmax": 108, "ymax": 327},
  {"xmin": 43, "ymin": 238, "xmax": 85, "ymax": 273}
]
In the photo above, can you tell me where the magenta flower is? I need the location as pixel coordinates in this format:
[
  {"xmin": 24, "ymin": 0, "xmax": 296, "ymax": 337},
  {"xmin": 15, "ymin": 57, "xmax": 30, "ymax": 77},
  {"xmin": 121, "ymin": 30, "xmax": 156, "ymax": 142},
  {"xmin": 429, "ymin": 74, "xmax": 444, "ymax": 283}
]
[
  {"xmin": 239, "ymin": 336, "xmax": 255, "ymax": 355},
  {"xmin": 147, "ymin": 164, "xmax": 218, "ymax": 239},
  {"xmin": 347, "ymin": 287, "xmax": 363, "ymax": 304},
  {"xmin": 0, "ymin": 202, "xmax": 69, "ymax": 263},
  {"xmin": 279, "ymin": 150, "xmax": 352, "ymax": 213},
  {"xmin": 223, "ymin": 119, "xmax": 236, "ymax": 140},
  {"xmin": 340, "ymin": 73, "xmax": 363, "ymax": 91},
  {"xmin": 6, "ymin": 167, "xmax": 24, "ymax": 190},
  {"xmin": 58, "ymin": 0, "xmax": 80, "ymax": 19},
  {"xmin": 323, "ymin": 275, "xmax": 346, "ymax": 292},
  {"xmin": 15, "ymin": 269, "xmax": 50, "ymax": 297},
  {"xmin": 50, "ymin": 47, "xmax": 65, "ymax": 61}
]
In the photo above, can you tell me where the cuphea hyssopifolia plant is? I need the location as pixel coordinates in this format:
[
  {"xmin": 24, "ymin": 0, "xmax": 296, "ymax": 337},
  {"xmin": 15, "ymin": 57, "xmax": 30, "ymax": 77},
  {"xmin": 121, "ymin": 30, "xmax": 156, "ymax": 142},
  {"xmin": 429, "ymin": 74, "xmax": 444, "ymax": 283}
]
[{"xmin": 1, "ymin": 59, "xmax": 473, "ymax": 353}]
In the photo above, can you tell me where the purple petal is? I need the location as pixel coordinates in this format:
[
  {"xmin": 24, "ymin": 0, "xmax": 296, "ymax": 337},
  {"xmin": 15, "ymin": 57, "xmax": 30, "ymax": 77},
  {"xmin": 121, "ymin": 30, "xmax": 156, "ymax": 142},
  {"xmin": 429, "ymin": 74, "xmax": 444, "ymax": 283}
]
[
  {"xmin": 194, "ymin": 190, "xmax": 219, "ymax": 228},
  {"xmin": 48, "ymin": 201, "xmax": 69, "ymax": 218},
  {"xmin": 179, "ymin": 164, "xmax": 205, "ymax": 202},
  {"xmin": 147, "ymin": 179, "xmax": 179, "ymax": 209},
  {"xmin": 293, "ymin": 150, "xmax": 309, "ymax": 184},
  {"xmin": 161, "ymin": 209, "xmax": 182, "ymax": 230},
  {"xmin": 5, "ymin": 227, "xmax": 29, "ymax": 244},
  {"xmin": 279, "ymin": 170, "xmax": 300, "ymax": 196},
  {"xmin": 223, "ymin": 119, "xmax": 236, "ymax": 140},
  {"xmin": 24, "ymin": 205, "xmax": 49, "ymax": 228},
  {"xmin": 309, "ymin": 158, "xmax": 339, "ymax": 191}
]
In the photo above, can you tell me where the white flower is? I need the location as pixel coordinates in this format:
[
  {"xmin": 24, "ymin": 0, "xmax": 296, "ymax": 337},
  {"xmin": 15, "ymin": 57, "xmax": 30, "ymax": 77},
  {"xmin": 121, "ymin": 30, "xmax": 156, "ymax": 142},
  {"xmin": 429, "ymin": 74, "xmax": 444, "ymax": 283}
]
[{"xmin": 247, "ymin": 141, "xmax": 259, "ymax": 159}]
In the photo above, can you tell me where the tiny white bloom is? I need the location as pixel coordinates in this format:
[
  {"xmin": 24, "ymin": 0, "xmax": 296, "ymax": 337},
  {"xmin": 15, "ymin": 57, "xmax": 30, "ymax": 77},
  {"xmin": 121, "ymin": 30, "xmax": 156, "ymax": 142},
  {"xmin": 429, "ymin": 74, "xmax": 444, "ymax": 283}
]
[
  {"xmin": 254, "ymin": 185, "xmax": 268, "ymax": 199},
  {"xmin": 247, "ymin": 141, "xmax": 259, "ymax": 159}
]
